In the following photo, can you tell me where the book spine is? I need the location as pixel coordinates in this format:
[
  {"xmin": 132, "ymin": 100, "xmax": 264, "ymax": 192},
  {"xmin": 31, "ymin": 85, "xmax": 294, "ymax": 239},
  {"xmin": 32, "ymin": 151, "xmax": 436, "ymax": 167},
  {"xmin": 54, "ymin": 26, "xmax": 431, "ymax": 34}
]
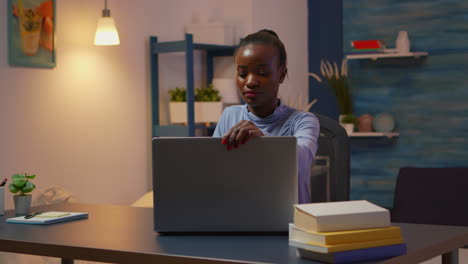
[
  {"xmin": 351, "ymin": 48, "xmax": 382, "ymax": 52},
  {"xmin": 289, "ymin": 225, "xmax": 325, "ymax": 244},
  {"xmin": 290, "ymin": 225, "xmax": 402, "ymax": 245},
  {"xmin": 291, "ymin": 237, "xmax": 403, "ymax": 253},
  {"xmin": 317, "ymin": 211, "xmax": 390, "ymax": 232},
  {"xmin": 289, "ymin": 239, "xmax": 327, "ymax": 253}
]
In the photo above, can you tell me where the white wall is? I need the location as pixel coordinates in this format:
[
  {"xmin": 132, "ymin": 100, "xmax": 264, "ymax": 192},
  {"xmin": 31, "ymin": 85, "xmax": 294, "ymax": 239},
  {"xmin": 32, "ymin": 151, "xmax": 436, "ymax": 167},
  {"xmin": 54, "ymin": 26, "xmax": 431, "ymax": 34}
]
[
  {"xmin": 252, "ymin": 0, "xmax": 309, "ymax": 108},
  {"xmin": 0, "ymin": 0, "xmax": 307, "ymax": 209}
]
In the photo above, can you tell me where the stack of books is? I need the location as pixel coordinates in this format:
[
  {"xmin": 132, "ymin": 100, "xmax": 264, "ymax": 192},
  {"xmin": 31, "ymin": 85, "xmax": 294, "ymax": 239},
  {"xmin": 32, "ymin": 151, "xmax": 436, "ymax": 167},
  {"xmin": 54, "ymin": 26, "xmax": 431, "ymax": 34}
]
[
  {"xmin": 349, "ymin": 40, "xmax": 385, "ymax": 54},
  {"xmin": 289, "ymin": 200, "xmax": 406, "ymax": 263}
]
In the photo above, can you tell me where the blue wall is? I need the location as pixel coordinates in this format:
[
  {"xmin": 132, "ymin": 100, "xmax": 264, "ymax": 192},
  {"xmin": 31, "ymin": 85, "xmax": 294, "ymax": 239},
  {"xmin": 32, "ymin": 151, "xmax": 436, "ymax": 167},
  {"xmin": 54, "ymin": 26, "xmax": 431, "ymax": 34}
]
[
  {"xmin": 308, "ymin": 0, "xmax": 342, "ymax": 120},
  {"xmin": 344, "ymin": 0, "xmax": 468, "ymax": 207}
]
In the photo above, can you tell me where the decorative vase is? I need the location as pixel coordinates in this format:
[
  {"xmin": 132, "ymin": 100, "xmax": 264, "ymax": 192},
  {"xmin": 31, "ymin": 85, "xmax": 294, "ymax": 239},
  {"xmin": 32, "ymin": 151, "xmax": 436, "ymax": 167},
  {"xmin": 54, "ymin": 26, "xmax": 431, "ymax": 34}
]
[
  {"xmin": 14, "ymin": 195, "xmax": 32, "ymax": 215},
  {"xmin": 373, "ymin": 113, "xmax": 396, "ymax": 133},
  {"xmin": 358, "ymin": 114, "xmax": 374, "ymax": 132},
  {"xmin": 396, "ymin": 31, "xmax": 410, "ymax": 53}
]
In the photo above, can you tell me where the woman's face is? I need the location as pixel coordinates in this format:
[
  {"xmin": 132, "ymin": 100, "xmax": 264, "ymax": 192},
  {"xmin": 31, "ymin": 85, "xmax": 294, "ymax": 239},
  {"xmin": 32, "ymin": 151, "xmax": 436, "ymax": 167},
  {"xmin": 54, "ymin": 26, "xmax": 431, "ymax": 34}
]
[{"xmin": 235, "ymin": 43, "xmax": 286, "ymax": 111}]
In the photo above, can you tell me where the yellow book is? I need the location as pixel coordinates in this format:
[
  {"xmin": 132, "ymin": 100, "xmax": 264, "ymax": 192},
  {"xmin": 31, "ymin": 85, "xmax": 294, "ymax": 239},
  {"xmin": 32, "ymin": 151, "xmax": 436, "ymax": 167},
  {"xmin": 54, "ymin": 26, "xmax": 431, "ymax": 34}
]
[
  {"xmin": 289, "ymin": 224, "xmax": 402, "ymax": 245},
  {"xmin": 289, "ymin": 237, "xmax": 404, "ymax": 253}
]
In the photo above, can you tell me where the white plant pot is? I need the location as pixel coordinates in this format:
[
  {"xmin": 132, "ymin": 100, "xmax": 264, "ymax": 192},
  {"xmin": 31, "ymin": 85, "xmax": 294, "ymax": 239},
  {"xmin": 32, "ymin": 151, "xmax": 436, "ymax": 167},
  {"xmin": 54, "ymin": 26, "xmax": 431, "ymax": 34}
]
[
  {"xmin": 341, "ymin": 123, "xmax": 354, "ymax": 135},
  {"xmin": 14, "ymin": 195, "xmax": 32, "ymax": 215},
  {"xmin": 169, "ymin": 102, "xmax": 223, "ymax": 124}
]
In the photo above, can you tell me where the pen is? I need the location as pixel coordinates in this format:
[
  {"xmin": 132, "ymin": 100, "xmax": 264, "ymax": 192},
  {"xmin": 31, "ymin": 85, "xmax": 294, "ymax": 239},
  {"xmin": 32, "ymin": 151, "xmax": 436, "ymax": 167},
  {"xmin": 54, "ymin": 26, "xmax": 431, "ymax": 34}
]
[
  {"xmin": 24, "ymin": 211, "xmax": 43, "ymax": 219},
  {"xmin": 0, "ymin": 178, "xmax": 6, "ymax": 187}
]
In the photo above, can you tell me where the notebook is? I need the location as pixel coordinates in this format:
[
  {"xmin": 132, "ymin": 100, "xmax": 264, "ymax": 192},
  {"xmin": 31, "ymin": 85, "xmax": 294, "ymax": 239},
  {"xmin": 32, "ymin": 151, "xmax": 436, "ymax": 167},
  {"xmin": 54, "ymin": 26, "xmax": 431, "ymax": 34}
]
[
  {"xmin": 7, "ymin": 211, "xmax": 88, "ymax": 225},
  {"xmin": 152, "ymin": 136, "xmax": 298, "ymax": 233}
]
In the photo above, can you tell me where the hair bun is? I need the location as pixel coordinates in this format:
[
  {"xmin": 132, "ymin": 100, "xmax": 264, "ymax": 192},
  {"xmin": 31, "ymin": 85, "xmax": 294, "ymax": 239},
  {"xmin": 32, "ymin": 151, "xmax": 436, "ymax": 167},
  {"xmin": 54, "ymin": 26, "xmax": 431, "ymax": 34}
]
[{"xmin": 259, "ymin": 29, "xmax": 279, "ymax": 38}]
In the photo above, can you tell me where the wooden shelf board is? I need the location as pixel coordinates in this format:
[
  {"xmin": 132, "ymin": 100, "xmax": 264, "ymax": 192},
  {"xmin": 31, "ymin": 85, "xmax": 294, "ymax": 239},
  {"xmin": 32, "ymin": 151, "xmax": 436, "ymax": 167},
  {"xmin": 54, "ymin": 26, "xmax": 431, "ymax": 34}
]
[
  {"xmin": 346, "ymin": 51, "xmax": 428, "ymax": 60},
  {"xmin": 348, "ymin": 132, "xmax": 400, "ymax": 138}
]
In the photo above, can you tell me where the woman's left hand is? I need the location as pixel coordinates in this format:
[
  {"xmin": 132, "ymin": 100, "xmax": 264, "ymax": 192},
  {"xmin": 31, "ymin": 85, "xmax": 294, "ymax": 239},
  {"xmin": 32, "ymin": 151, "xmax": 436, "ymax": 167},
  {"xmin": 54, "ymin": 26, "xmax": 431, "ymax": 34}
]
[{"xmin": 222, "ymin": 120, "xmax": 264, "ymax": 149}]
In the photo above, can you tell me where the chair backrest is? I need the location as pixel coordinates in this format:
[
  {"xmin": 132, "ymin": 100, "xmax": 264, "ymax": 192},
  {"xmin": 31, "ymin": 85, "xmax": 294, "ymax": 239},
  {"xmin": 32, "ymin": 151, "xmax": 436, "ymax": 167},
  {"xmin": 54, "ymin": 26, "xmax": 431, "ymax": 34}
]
[
  {"xmin": 391, "ymin": 167, "xmax": 468, "ymax": 226},
  {"xmin": 310, "ymin": 113, "xmax": 350, "ymax": 203}
]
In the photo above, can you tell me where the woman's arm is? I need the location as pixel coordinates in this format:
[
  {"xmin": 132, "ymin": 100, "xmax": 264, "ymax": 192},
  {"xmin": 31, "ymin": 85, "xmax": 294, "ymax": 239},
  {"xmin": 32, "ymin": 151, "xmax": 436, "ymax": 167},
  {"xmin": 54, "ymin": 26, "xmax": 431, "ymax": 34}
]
[
  {"xmin": 294, "ymin": 113, "xmax": 320, "ymax": 165},
  {"xmin": 291, "ymin": 113, "xmax": 320, "ymax": 203}
]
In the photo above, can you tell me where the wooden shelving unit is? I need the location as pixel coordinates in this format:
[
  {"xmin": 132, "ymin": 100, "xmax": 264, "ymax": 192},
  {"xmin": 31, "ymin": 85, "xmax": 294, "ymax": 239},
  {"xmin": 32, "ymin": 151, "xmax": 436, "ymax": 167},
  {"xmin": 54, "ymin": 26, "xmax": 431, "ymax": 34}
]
[{"xmin": 150, "ymin": 34, "xmax": 236, "ymax": 137}]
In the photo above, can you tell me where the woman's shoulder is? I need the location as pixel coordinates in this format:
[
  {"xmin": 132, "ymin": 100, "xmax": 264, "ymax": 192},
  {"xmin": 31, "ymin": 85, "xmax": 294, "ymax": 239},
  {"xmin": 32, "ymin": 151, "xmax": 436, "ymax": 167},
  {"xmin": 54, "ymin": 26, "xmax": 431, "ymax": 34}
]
[
  {"xmin": 285, "ymin": 108, "xmax": 319, "ymax": 126},
  {"xmin": 284, "ymin": 106, "xmax": 318, "ymax": 121}
]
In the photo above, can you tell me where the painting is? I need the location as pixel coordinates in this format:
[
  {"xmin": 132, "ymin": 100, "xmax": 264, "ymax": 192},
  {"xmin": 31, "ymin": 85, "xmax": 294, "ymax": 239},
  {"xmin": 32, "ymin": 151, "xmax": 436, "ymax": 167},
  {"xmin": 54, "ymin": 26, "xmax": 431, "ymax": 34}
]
[{"xmin": 8, "ymin": 0, "xmax": 56, "ymax": 68}]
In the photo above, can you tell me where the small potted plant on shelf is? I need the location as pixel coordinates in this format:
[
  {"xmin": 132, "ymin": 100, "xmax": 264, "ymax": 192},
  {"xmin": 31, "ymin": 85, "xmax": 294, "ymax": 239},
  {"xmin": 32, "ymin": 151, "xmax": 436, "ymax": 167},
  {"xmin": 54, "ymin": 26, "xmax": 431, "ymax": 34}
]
[
  {"xmin": 169, "ymin": 84, "xmax": 223, "ymax": 124},
  {"xmin": 340, "ymin": 114, "xmax": 359, "ymax": 135},
  {"xmin": 9, "ymin": 172, "xmax": 36, "ymax": 215}
]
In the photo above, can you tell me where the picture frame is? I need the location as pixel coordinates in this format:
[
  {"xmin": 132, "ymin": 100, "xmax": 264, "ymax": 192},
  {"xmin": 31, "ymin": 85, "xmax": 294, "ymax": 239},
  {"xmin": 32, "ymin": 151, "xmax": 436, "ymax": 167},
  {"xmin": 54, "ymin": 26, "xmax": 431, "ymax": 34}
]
[{"xmin": 7, "ymin": 0, "xmax": 56, "ymax": 68}]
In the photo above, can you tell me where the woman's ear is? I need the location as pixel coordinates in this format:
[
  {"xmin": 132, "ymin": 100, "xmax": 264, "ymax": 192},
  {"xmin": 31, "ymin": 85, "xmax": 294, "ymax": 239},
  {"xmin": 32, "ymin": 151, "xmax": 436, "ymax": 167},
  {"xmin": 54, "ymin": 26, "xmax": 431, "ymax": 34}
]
[{"xmin": 279, "ymin": 67, "xmax": 287, "ymax": 83}]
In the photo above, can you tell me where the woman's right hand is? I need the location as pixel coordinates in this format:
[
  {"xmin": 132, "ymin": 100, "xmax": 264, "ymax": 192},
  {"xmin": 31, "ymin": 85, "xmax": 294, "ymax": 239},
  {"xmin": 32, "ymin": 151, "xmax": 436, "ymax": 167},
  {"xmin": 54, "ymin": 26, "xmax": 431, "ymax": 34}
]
[{"xmin": 222, "ymin": 120, "xmax": 264, "ymax": 150}]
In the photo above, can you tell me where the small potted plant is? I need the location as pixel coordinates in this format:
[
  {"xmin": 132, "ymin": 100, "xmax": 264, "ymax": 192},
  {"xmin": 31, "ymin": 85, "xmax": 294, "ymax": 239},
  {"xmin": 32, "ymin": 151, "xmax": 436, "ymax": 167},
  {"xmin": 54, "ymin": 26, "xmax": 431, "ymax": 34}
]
[
  {"xmin": 169, "ymin": 84, "xmax": 223, "ymax": 124},
  {"xmin": 9, "ymin": 173, "xmax": 36, "ymax": 215},
  {"xmin": 340, "ymin": 114, "xmax": 359, "ymax": 135}
]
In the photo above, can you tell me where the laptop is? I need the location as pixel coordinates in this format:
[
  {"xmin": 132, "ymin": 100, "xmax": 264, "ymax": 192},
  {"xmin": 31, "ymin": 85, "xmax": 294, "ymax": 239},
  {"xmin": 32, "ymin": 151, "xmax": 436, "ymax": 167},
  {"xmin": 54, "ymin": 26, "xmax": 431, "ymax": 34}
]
[{"xmin": 152, "ymin": 136, "xmax": 298, "ymax": 233}]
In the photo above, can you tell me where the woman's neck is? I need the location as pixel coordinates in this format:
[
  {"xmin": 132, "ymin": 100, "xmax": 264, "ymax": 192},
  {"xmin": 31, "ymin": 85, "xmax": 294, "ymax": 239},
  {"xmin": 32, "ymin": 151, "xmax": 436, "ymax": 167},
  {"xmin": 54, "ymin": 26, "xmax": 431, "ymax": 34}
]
[{"xmin": 248, "ymin": 98, "xmax": 280, "ymax": 118}]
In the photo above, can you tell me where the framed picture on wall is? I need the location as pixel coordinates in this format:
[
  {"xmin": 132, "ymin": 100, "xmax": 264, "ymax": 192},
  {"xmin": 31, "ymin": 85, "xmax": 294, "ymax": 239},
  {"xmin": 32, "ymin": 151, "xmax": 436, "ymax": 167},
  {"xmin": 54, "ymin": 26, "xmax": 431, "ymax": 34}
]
[{"xmin": 7, "ymin": 0, "xmax": 56, "ymax": 68}]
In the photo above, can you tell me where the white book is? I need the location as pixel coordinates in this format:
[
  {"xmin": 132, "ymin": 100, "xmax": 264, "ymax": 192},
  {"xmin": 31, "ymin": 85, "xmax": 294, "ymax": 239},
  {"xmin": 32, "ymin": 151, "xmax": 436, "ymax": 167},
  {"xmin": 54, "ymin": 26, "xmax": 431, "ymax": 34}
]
[
  {"xmin": 7, "ymin": 211, "xmax": 88, "ymax": 225},
  {"xmin": 294, "ymin": 200, "xmax": 390, "ymax": 232}
]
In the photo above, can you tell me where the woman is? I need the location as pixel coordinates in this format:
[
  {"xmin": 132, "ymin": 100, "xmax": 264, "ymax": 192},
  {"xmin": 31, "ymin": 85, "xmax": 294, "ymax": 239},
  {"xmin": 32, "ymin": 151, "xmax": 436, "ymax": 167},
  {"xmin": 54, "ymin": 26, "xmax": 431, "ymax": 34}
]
[{"xmin": 213, "ymin": 29, "xmax": 320, "ymax": 203}]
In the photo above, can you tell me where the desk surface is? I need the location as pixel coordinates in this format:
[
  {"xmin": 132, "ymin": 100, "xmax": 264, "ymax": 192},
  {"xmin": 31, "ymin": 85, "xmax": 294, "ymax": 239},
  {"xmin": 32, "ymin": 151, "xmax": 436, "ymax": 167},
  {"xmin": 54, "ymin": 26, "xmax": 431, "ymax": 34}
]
[{"xmin": 0, "ymin": 203, "xmax": 467, "ymax": 264}]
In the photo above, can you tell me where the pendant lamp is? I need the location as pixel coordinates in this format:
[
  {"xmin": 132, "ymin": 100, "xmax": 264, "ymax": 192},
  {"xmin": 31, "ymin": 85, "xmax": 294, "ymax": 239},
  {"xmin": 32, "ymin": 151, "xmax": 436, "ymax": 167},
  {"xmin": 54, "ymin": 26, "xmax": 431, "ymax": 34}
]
[{"xmin": 94, "ymin": 0, "xmax": 120, "ymax": 45}]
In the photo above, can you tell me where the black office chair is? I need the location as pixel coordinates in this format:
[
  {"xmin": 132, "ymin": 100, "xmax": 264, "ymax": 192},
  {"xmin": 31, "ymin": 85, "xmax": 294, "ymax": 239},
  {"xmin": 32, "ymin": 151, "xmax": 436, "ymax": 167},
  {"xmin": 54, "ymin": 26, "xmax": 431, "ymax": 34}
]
[
  {"xmin": 391, "ymin": 167, "xmax": 468, "ymax": 226},
  {"xmin": 310, "ymin": 113, "xmax": 350, "ymax": 203},
  {"xmin": 391, "ymin": 167, "xmax": 468, "ymax": 263}
]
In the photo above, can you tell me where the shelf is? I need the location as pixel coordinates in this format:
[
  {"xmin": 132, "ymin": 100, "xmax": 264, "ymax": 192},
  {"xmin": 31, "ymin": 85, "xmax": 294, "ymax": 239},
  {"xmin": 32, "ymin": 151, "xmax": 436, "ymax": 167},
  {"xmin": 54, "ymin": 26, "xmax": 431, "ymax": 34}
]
[
  {"xmin": 152, "ymin": 40, "xmax": 236, "ymax": 55},
  {"xmin": 346, "ymin": 51, "xmax": 428, "ymax": 60},
  {"xmin": 150, "ymin": 34, "xmax": 236, "ymax": 137},
  {"xmin": 348, "ymin": 132, "xmax": 399, "ymax": 138}
]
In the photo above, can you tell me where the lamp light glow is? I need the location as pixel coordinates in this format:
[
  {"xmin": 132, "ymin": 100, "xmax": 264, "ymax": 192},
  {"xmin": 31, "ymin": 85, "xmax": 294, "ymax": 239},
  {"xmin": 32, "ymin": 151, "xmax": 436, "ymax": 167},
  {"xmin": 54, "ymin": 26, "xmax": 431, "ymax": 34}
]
[{"xmin": 94, "ymin": 0, "xmax": 120, "ymax": 46}]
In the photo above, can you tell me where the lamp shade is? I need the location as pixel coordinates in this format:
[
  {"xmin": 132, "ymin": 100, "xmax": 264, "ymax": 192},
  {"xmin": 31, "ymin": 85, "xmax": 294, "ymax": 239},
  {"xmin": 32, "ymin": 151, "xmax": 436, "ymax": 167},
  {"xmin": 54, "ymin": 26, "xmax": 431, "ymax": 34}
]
[{"xmin": 94, "ymin": 17, "xmax": 120, "ymax": 45}]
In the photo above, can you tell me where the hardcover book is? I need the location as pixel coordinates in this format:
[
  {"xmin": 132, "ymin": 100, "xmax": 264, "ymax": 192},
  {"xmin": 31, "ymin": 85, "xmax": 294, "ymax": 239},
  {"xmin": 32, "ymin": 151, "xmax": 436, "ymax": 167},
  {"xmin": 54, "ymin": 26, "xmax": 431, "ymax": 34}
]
[
  {"xmin": 351, "ymin": 40, "xmax": 384, "ymax": 50},
  {"xmin": 289, "ymin": 237, "xmax": 404, "ymax": 253},
  {"xmin": 296, "ymin": 243, "xmax": 407, "ymax": 263},
  {"xmin": 294, "ymin": 200, "xmax": 390, "ymax": 232},
  {"xmin": 289, "ymin": 224, "xmax": 402, "ymax": 245}
]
